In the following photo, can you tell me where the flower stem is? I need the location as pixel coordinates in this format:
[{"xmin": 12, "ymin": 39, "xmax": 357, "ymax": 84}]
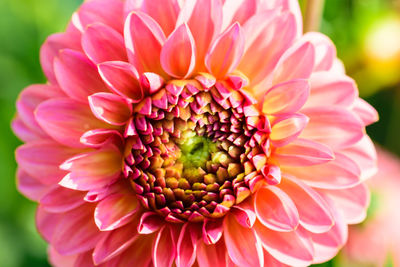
[{"xmin": 304, "ymin": 0, "xmax": 325, "ymax": 32}]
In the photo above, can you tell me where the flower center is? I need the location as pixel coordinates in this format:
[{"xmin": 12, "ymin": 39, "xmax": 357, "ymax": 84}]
[{"xmin": 124, "ymin": 74, "xmax": 271, "ymax": 223}]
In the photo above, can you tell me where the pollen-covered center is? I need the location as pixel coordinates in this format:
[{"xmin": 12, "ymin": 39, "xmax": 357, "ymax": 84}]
[{"xmin": 123, "ymin": 74, "xmax": 271, "ymax": 222}]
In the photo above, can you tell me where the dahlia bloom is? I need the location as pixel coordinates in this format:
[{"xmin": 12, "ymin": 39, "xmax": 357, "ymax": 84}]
[
  {"xmin": 13, "ymin": 0, "xmax": 379, "ymax": 266},
  {"xmin": 339, "ymin": 148, "xmax": 400, "ymax": 267}
]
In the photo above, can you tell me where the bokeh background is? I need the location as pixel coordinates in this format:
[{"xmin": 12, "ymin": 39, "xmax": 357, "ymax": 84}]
[{"xmin": 0, "ymin": 0, "xmax": 399, "ymax": 266}]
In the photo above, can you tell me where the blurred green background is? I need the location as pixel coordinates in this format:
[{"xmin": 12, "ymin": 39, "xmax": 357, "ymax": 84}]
[{"xmin": 0, "ymin": 0, "xmax": 399, "ymax": 266}]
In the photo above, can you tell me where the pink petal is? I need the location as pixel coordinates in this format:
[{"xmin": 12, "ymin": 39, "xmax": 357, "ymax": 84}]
[
  {"xmin": 16, "ymin": 168, "xmax": 51, "ymax": 201},
  {"xmin": 270, "ymin": 113, "xmax": 309, "ymax": 147},
  {"xmin": 137, "ymin": 212, "xmax": 163, "ymax": 234},
  {"xmin": 197, "ymin": 240, "xmax": 228, "ymax": 267},
  {"xmin": 51, "ymin": 204, "xmax": 105, "ymax": 255},
  {"xmin": 82, "ymin": 23, "xmax": 127, "ymax": 64},
  {"xmin": 59, "ymin": 146, "xmax": 122, "ymax": 191},
  {"xmin": 88, "ymin": 92, "xmax": 132, "ymax": 126},
  {"xmin": 273, "ymin": 41, "xmax": 315, "ymax": 85},
  {"xmin": 352, "ymin": 98, "xmax": 379, "ymax": 126},
  {"xmin": 35, "ymin": 98, "xmax": 110, "ymax": 148},
  {"xmin": 176, "ymin": 223, "xmax": 201, "ymax": 267},
  {"xmin": 95, "ymin": 192, "xmax": 139, "ymax": 231},
  {"xmin": 40, "ymin": 32, "xmax": 82, "ymax": 85},
  {"xmin": 177, "ymin": 0, "xmax": 223, "ymax": 71},
  {"xmin": 72, "ymin": 0, "xmax": 124, "ymax": 33},
  {"xmin": 304, "ymin": 72, "xmax": 357, "ymax": 108},
  {"xmin": 231, "ymin": 201, "xmax": 256, "ymax": 228},
  {"xmin": 223, "ymin": 213, "xmax": 264, "ymax": 267},
  {"xmin": 93, "ymin": 221, "xmax": 139, "ymax": 265},
  {"xmin": 12, "ymin": 117, "xmax": 45, "ymax": 142},
  {"xmin": 111, "ymin": 234, "xmax": 154, "ymax": 266},
  {"xmin": 239, "ymin": 11, "xmax": 297, "ymax": 90},
  {"xmin": 153, "ymin": 226, "xmax": 176, "ymax": 267},
  {"xmin": 16, "ymin": 84, "xmax": 65, "ymax": 136},
  {"xmin": 36, "ymin": 206, "xmax": 63, "ymax": 242},
  {"xmin": 98, "ymin": 61, "xmax": 143, "ymax": 102},
  {"xmin": 255, "ymin": 186, "xmax": 299, "ymax": 232},
  {"xmin": 40, "ymin": 186, "xmax": 85, "ymax": 213},
  {"xmin": 124, "ymin": 11, "xmax": 166, "ymax": 74},
  {"xmin": 300, "ymin": 107, "xmax": 364, "ymax": 149},
  {"xmin": 48, "ymin": 246, "xmax": 78, "ymax": 267},
  {"xmin": 54, "ymin": 49, "xmax": 109, "ymax": 103},
  {"xmin": 320, "ymin": 183, "xmax": 370, "ymax": 224},
  {"xmin": 254, "ymin": 221, "xmax": 314, "ymax": 266},
  {"xmin": 282, "ymin": 152, "xmax": 361, "ymax": 189},
  {"xmin": 161, "ymin": 24, "xmax": 196, "ymax": 79},
  {"xmin": 206, "ymin": 23, "xmax": 245, "ymax": 79},
  {"xmin": 262, "ymin": 79, "xmax": 310, "ymax": 115},
  {"xmin": 302, "ymin": 32, "xmax": 336, "ymax": 71},
  {"xmin": 139, "ymin": 0, "xmax": 180, "ymax": 35},
  {"xmin": 279, "ymin": 176, "xmax": 334, "ymax": 233},
  {"xmin": 272, "ymin": 138, "xmax": 334, "ymax": 167},
  {"xmin": 202, "ymin": 218, "xmax": 223, "ymax": 244},
  {"xmin": 222, "ymin": 0, "xmax": 258, "ymax": 29},
  {"xmin": 15, "ymin": 140, "xmax": 80, "ymax": 185},
  {"xmin": 80, "ymin": 129, "xmax": 123, "ymax": 148}
]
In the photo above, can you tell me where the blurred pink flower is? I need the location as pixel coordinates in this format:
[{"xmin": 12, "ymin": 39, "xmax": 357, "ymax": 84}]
[
  {"xmin": 12, "ymin": 0, "xmax": 378, "ymax": 266},
  {"xmin": 341, "ymin": 148, "xmax": 400, "ymax": 267}
]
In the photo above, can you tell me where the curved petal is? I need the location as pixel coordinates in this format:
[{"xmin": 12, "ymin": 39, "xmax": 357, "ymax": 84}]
[
  {"xmin": 176, "ymin": 223, "xmax": 201, "ymax": 267},
  {"xmin": 111, "ymin": 234, "xmax": 154, "ymax": 266},
  {"xmin": 17, "ymin": 168, "xmax": 51, "ymax": 201},
  {"xmin": 270, "ymin": 113, "xmax": 309, "ymax": 147},
  {"xmin": 12, "ymin": 117, "xmax": 45, "ymax": 142},
  {"xmin": 35, "ymin": 98, "xmax": 110, "ymax": 148},
  {"xmin": 88, "ymin": 92, "xmax": 132, "ymax": 126},
  {"xmin": 153, "ymin": 226, "xmax": 176, "ymax": 267},
  {"xmin": 222, "ymin": 0, "xmax": 258, "ymax": 29},
  {"xmin": 202, "ymin": 218, "xmax": 223, "ymax": 244},
  {"xmin": 82, "ymin": 23, "xmax": 127, "ymax": 64},
  {"xmin": 98, "ymin": 61, "xmax": 143, "ymax": 102},
  {"xmin": 223, "ymin": 213, "xmax": 264, "ymax": 267},
  {"xmin": 161, "ymin": 24, "xmax": 196, "ymax": 79},
  {"xmin": 139, "ymin": 0, "xmax": 180, "ymax": 35},
  {"xmin": 255, "ymin": 186, "xmax": 299, "ymax": 232},
  {"xmin": 205, "ymin": 23, "xmax": 245, "ymax": 79},
  {"xmin": 40, "ymin": 186, "xmax": 85, "ymax": 213},
  {"xmin": 137, "ymin": 211, "xmax": 163, "ymax": 234},
  {"xmin": 352, "ymin": 98, "xmax": 379, "ymax": 126},
  {"xmin": 302, "ymin": 32, "xmax": 336, "ymax": 71},
  {"xmin": 197, "ymin": 240, "xmax": 229, "ymax": 267},
  {"xmin": 54, "ymin": 49, "xmax": 109, "ymax": 103}
]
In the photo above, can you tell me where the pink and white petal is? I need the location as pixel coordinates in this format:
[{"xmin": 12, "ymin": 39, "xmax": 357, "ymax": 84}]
[
  {"xmin": 98, "ymin": 61, "xmax": 143, "ymax": 102},
  {"xmin": 352, "ymin": 98, "xmax": 379, "ymax": 126},
  {"xmin": 82, "ymin": 23, "xmax": 127, "ymax": 64},
  {"xmin": 72, "ymin": 0, "xmax": 124, "ymax": 33},
  {"xmin": 304, "ymin": 72, "xmax": 358, "ymax": 108},
  {"xmin": 93, "ymin": 220, "xmax": 139, "ymax": 265},
  {"xmin": 231, "ymin": 201, "xmax": 256, "ymax": 228},
  {"xmin": 177, "ymin": 0, "xmax": 223, "ymax": 71},
  {"xmin": 35, "ymin": 98, "xmax": 110, "ymax": 148},
  {"xmin": 59, "ymin": 149, "xmax": 122, "ymax": 192},
  {"xmin": 302, "ymin": 32, "xmax": 336, "ymax": 71},
  {"xmin": 54, "ymin": 49, "xmax": 109, "ymax": 103},
  {"xmin": 88, "ymin": 93, "xmax": 132, "ymax": 126},
  {"xmin": 80, "ymin": 129, "xmax": 123, "ymax": 148},
  {"xmin": 140, "ymin": 0, "xmax": 180, "ymax": 35},
  {"xmin": 272, "ymin": 138, "xmax": 334, "ymax": 167},
  {"xmin": 205, "ymin": 23, "xmax": 245, "ymax": 79},
  {"xmin": 197, "ymin": 240, "xmax": 228, "ymax": 267},
  {"xmin": 124, "ymin": 11, "xmax": 166, "ymax": 74},
  {"xmin": 111, "ymin": 234, "xmax": 154, "ymax": 266},
  {"xmin": 137, "ymin": 211, "xmax": 164, "ymax": 234},
  {"xmin": 254, "ymin": 221, "xmax": 314, "ymax": 266},
  {"xmin": 17, "ymin": 168, "xmax": 51, "ymax": 201},
  {"xmin": 15, "ymin": 140, "xmax": 81, "ymax": 185},
  {"xmin": 279, "ymin": 177, "xmax": 334, "ymax": 233},
  {"xmin": 153, "ymin": 226, "xmax": 176, "ymax": 267},
  {"xmin": 262, "ymin": 79, "xmax": 310, "ymax": 115},
  {"xmin": 12, "ymin": 117, "xmax": 46, "ymax": 143},
  {"xmin": 240, "ymin": 11, "xmax": 297, "ymax": 91},
  {"xmin": 40, "ymin": 32, "xmax": 82, "ymax": 85},
  {"xmin": 202, "ymin": 218, "xmax": 223, "ymax": 244},
  {"xmin": 176, "ymin": 223, "xmax": 201, "ymax": 267},
  {"xmin": 282, "ymin": 152, "xmax": 361, "ymax": 189},
  {"xmin": 161, "ymin": 24, "xmax": 196, "ymax": 79},
  {"xmin": 51, "ymin": 204, "xmax": 105, "ymax": 255},
  {"xmin": 94, "ymin": 193, "xmax": 138, "ymax": 231},
  {"xmin": 222, "ymin": 0, "xmax": 258, "ymax": 30},
  {"xmin": 263, "ymin": 251, "xmax": 290, "ymax": 267},
  {"xmin": 309, "ymin": 198, "xmax": 348, "ymax": 264},
  {"xmin": 300, "ymin": 107, "xmax": 364, "ymax": 149},
  {"xmin": 40, "ymin": 186, "xmax": 86, "ymax": 213},
  {"xmin": 16, "ymin": 84, "xmax": 65, "ymax": 135},
  {"xmin": 319, "ymin": 183, "xmax": 370, "ymax": 225},
  {"xmin": 255, "ymin": 186, "xmax": 299, "ymax": 232},
  {"xmin": 270, "ymin": 113, "xmax": 309, "ymax": 147},
  {"xmin": 272, "ymin": 41, "xmax": 315, "ymax": 85},
  {"xmin": 223, "ymin": 213, "xmax": 264, "ymax": 267}
]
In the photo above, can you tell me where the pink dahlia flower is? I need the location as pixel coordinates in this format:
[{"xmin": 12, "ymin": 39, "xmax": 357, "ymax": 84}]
[
  {"xmin": 340, "ymin": 148, "xmax": 400, "ymax": 267},
  {"xmin": 13, "ymin": 0, "xmax": 379, "ymax": 266}
]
